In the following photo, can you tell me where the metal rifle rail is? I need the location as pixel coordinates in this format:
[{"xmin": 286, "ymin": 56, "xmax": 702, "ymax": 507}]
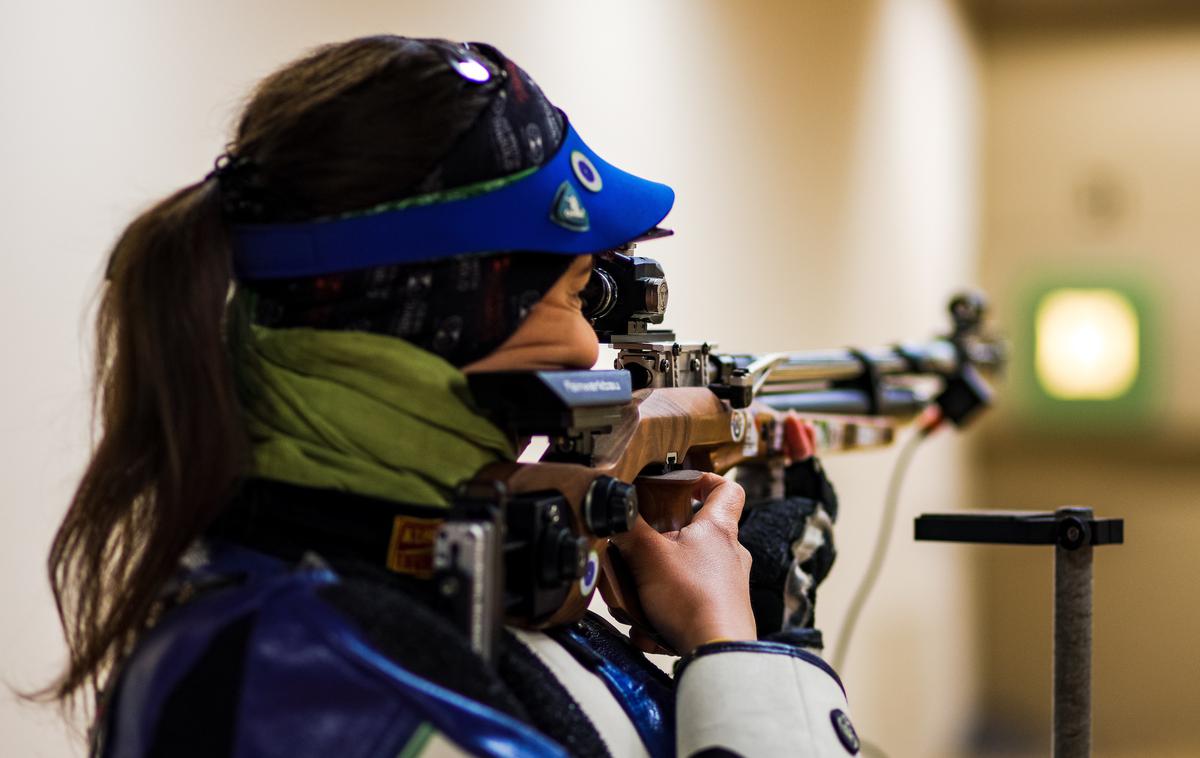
[
  {"xmin": 692, "ymin": 335, "xmax": 1004, "ymax": 425},
  {"xmin": 730, "ymin": 339, "xmax": 1004, "ymax": 394}
]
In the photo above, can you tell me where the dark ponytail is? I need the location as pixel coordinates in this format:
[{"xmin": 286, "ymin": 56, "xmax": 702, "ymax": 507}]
[
  {"xmin": 42, "ymin": 35, "xmax": 503, "ymax": 712},
  {"xmin": 46, "ymin": 177, "xmax": 247, "ymax": 705}
]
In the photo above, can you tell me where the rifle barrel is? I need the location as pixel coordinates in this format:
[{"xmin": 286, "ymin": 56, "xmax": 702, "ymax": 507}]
[
  {"xmin": 755, "ymin": 339, "xmax": 1002, "ymax": 387},
  {"xmin": 760, "ymin": 387, "xmax": 926, "ymax": 417}
]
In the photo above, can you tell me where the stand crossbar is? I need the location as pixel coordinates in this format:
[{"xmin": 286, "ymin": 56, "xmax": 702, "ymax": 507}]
[{"xmin": 914, "ymin": 507, "xmax": 1124, "ymax": 758}]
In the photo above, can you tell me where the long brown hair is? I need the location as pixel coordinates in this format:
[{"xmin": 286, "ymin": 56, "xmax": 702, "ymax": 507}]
[{"xmin": 45, "ymin": 35, "xmax": 502, "ymax": 709}]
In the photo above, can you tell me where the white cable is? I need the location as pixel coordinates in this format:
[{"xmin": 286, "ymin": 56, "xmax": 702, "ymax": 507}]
[{"xmin": 830, "ymin": 428, "xmax": 926, "ymax": 673}]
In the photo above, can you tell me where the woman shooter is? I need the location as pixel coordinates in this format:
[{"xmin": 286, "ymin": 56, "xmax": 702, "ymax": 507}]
[{"xmin": 47, "ymin": 36, "xmax": 850, "ymax": 757}]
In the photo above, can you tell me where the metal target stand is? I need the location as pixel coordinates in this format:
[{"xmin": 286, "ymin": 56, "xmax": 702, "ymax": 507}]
[{"xmin": 915, "ymin": 507, "xmax": 1124, "ymax": 758}]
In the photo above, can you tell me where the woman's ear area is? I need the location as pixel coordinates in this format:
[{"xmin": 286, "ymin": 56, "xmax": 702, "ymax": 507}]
[
  {"xmin": 463, "ymin": 255, "xmax": 599, "ymax": 373},
  {"xmin": 565, "ymin": 253, "xmax": 595, "ymax": 284}
]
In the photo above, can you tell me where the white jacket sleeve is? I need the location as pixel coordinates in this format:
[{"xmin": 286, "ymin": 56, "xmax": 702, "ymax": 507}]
[{"xmin": 675, "ymin": 641, "xmax": 860, "ymax": 757}]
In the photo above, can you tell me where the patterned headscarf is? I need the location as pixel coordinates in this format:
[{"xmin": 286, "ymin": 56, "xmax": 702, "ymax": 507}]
[{"xmin": 243, "ymin": 41, "xmax": 577, "ymax": 367}]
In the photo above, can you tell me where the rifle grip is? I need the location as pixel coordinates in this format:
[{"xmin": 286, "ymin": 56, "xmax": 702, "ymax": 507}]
[
  {"xmin": 635, "ymin": 470, "xmax": 704, "ymax": 532},
  {"xmin": 597, "ymin": 470, "xmax": 705, "ymax": 655}
]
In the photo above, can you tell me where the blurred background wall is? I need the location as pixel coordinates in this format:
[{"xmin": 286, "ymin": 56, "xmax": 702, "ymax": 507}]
[
  {"xmin": 4, "ymin": 1, "xmax": 1193, "ymax": 757},
  {"xmin": 967, "ymin": 1, "xmax": 1200, "ymax": 756}
]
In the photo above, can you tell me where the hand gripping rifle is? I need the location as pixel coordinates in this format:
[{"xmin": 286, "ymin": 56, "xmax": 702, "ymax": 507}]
[{"xmin": 438, "ymin": 244, "xmax": 1005, "ymax": 660}]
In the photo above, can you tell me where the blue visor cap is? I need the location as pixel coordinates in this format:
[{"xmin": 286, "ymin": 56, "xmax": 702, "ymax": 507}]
[{"xmin": 232, "ymin": 123, "xmax": 675, "ymax": 280}]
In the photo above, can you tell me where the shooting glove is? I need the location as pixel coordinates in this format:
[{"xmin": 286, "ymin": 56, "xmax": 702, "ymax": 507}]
[{"xmin": 738, "ymin": 456, "xmax": 838, "ymax": 649}]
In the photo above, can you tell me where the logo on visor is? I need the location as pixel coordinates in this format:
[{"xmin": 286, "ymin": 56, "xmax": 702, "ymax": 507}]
[
  {"xmin": 551, "ymin": 181, "xmax": 590, "ymax": 232},
  {"xmin": 570, "ymin": 151, "xmax": 603, "ymax": 192}
]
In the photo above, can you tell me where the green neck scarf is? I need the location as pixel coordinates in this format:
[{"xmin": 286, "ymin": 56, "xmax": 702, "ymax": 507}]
[{"xmin": 237, "ymin": 325, "xmax": 514, "ymax": 507}]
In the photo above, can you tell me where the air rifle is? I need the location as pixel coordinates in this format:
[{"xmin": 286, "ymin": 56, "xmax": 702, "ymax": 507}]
[{"xmin": 442, "ymin": 244, "xmax": 1004, "ymax": 659}]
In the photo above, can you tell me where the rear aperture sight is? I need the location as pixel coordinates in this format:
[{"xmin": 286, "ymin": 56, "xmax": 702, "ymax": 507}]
[{"xmin": 583, "ymin": 247, "xmax": 670, "ymax": 341}]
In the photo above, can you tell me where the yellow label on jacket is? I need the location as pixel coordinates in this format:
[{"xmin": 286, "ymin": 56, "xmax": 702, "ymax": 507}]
[{"xmin": 386, "ymin": 515, "xmax": 443, "ymax": 578}]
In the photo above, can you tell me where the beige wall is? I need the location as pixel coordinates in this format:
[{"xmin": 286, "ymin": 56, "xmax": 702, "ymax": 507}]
[
  {"xmin": 1, "ymin": 1, "xmax": 982, "ymax": 755},
  {"xmin": 975, "ymin": 11, "xmax": 1200, "ymax": 757}
]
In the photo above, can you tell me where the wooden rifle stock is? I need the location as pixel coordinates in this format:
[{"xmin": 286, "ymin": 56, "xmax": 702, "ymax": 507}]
[
  {"xmin": 471, "ymin": 293, "xmax": 1004, "ymax": 648},
  {"xmin": 581, "ymin": 387, "xmax": 897, "ymax": 650}
]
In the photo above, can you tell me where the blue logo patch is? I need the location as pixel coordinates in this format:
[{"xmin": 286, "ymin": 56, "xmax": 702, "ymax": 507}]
[
  {"xmin": 551, "ymin": 181, "xmax": 590, "ymax": 232},
  {"xmin": 570, "ymin": 150, "xmax": 603, "ymax": 192},
  {"xmin": 580, "ymin": 549, "xmax": 600, "ymax": 595}
]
